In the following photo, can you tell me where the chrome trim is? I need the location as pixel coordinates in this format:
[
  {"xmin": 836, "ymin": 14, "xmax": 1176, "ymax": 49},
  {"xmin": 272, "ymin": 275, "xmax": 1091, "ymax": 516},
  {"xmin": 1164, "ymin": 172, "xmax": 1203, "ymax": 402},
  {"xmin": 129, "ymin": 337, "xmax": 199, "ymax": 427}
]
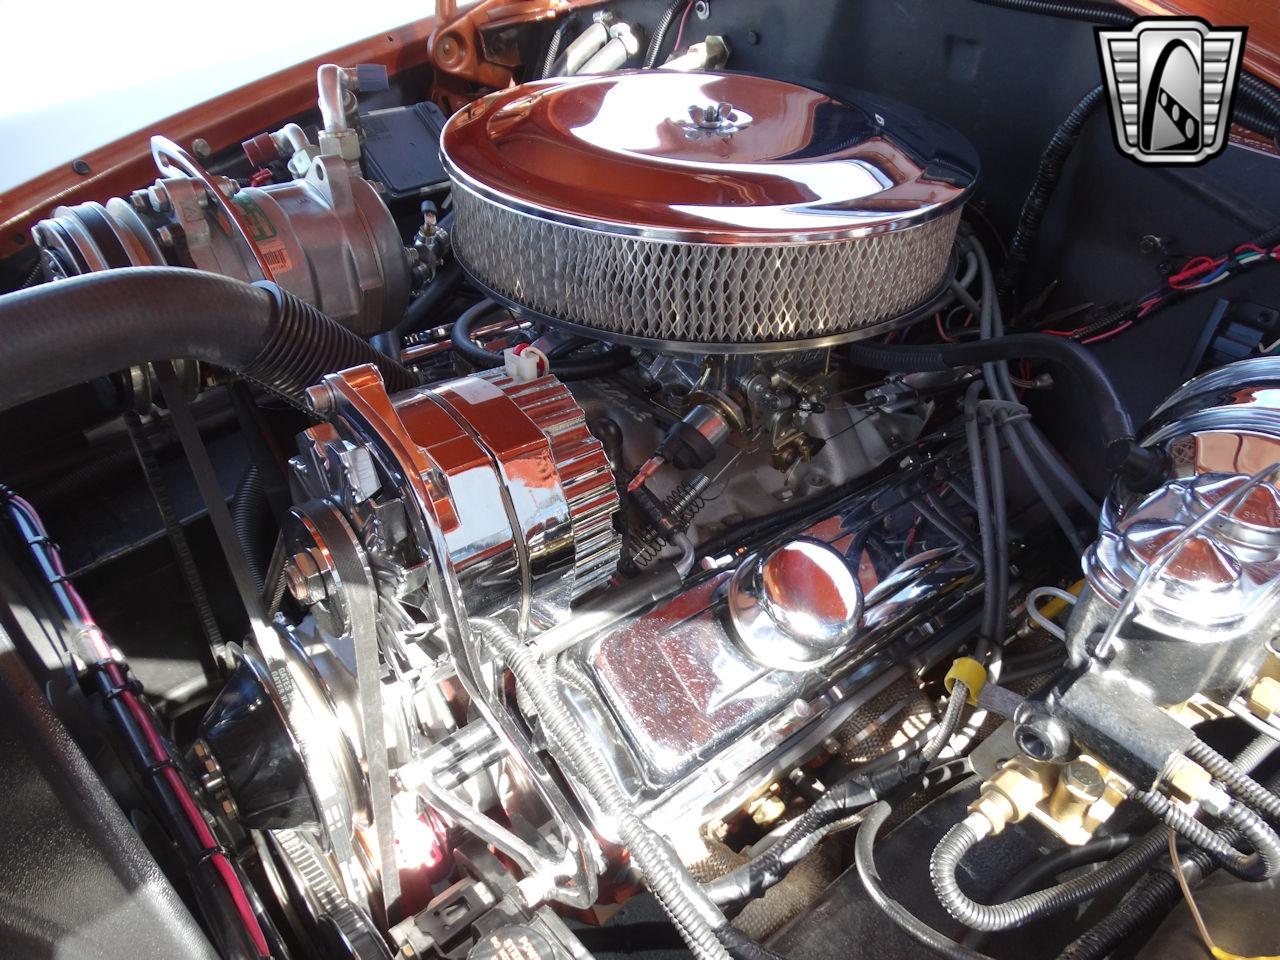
[
  {"xmin": 455, "ymin": 245, "xmax": 959, "ymax": 356},
  {"xmin": 442, "ymin": 152, "xmax": 970, "ymax": 245}
]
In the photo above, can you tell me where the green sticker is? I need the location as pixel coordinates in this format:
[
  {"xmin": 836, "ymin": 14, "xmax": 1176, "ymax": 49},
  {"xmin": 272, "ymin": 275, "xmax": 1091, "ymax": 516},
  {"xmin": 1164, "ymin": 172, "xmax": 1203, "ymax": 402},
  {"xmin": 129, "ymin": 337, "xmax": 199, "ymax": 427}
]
[{"xmin": 232, "ymin": 194, "xmax": 278, "ymax": 242}]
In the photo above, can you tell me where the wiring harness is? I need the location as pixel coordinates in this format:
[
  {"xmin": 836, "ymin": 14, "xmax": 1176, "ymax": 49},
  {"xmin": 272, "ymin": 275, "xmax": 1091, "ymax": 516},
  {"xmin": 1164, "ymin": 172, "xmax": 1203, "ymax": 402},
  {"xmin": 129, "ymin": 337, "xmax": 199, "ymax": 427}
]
[{"xmin": 1042, "ymin": 233, "xmax": 1280, "ymax": 345}]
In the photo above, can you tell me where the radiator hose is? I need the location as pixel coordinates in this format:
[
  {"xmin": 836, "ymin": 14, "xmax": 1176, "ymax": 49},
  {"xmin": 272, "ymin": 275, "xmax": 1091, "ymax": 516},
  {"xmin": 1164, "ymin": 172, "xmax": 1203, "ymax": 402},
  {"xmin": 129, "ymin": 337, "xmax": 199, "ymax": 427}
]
[{"xmin": 0, "ymin": 267, "xmax": 418, "ymax": 413}]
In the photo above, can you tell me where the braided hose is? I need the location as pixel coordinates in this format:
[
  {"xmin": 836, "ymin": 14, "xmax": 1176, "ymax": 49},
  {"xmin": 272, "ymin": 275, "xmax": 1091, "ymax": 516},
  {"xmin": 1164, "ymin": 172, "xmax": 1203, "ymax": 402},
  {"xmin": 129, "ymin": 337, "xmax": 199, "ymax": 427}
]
[
  {"xmin": 930, "ymin": 816, "xmax": 1167, "ymax": 931},
  {"xmin": 1233, "ymin": 735, "xmax": 1279, "ymax": 778},
  {"xmin": 1186, "ymin": 738, "xmax": 1280, "ymax": 824},
  {"xmin": 472, "ymin": 619, "xmax": 731, "ymax": 960},
  {"xmin": 1125, "ymin": 787, "xmax": 1275, "ymax": 881},
  {"xmin": 643, "ymin": 0, "xmax": 690, "ymax": 68},
  {"xmin": 1055, "ymin": 867, "xmax": 1185, "ymax": 960},
  {"xmin": 1058, "ymin": 745, "xmax": 1280, "ymax": 959}
]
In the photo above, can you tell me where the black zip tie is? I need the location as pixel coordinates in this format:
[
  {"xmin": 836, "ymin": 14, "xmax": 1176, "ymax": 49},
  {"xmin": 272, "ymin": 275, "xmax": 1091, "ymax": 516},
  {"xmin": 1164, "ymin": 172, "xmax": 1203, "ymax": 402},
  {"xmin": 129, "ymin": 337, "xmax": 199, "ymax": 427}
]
[
  {"xmin": 100, "ymin": 681, "xmax": 144, "ymax": 703},
  {"xmin": 194, "ymin": 845, "xmax": 232, "ymax": 868}
]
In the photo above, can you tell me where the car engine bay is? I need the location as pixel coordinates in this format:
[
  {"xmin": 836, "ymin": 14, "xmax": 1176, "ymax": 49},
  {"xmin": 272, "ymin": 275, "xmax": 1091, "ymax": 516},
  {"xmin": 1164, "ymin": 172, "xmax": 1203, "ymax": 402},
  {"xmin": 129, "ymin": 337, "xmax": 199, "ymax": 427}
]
[{"xmin": 3, "ymin": 2, "xmax": 1280, "ymax": 959}]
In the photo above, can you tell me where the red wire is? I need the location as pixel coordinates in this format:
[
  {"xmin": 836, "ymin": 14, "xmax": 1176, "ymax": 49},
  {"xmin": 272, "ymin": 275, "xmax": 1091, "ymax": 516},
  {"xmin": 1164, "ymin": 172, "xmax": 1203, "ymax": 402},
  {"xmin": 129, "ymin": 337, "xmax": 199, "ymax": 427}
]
[
  {"xmin": 10, "ymin": 496, "xmax": 270, "ymax": 958},
  {"xmin": 1081, "ymin": 321, "xmax": 1132, "ymax": 345},
  {"xmin": 1169, "ymin": 255, "xmax": 1227, "ymax": 289},
  {"xmin": 672, "ymin": 1, "xmax": 695, "ymax": 54},
  {"xmin": 934, "ymin": 312, "xmax": 953, "ymax": 342}
]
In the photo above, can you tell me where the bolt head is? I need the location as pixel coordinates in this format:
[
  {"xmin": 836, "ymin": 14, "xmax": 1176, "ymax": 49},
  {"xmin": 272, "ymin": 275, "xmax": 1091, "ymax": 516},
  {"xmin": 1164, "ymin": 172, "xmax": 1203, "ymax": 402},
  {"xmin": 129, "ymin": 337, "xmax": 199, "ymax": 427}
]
[
  {"xmin": 1061, "ymin": 760, "xmax": 1105, "ymax": 802},
  {"xmin": 285, "ymin": 549, "xmax": 329, "ymax": 606},
  {"xmin": 147, "ymin": 184, "xmax": 171, "ymax": 213},
  {"xmin": 306, "ymin": 383, "xmax": 336, "ymax": 416}
]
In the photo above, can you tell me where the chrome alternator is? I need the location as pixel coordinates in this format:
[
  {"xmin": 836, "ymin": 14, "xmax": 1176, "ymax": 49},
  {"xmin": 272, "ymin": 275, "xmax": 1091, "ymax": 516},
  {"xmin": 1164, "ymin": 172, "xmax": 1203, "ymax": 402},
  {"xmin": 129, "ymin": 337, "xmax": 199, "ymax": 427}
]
[{"xmin": 295, "ymin": 363, "xmax": 622, "ymax": 633}]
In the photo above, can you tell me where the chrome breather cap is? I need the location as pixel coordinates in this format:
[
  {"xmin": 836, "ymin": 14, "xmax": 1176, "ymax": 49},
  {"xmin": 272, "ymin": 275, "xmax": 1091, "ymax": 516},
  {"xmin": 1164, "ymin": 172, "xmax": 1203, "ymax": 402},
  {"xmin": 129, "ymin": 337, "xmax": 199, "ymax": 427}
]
[
  {"xmin": 441, "ymin": 71, "xmax": 978, "ymax": 352},
  {"xmin": 728, "ymin": 538, "xmax": 864, "ymax": 671}
]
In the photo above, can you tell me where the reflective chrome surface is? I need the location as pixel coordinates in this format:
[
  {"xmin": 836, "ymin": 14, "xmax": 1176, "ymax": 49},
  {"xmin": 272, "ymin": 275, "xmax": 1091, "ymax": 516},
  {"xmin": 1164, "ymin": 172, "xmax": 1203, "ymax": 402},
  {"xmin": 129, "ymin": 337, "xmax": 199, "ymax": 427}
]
[
  {"xmin": 35, "ymin": 142, "xmax": 410, "ymax": 337},
  {"xmin": 442, "ymin": 72, "xmax": 975, "ymax": 350},
  {"xmin": 727, "ymin": 539, "xmax": 863, "ymax": 671},
  {"xmin": 1075, "ymin": 358, "xmax": 1280, "ymax": 704},
  {"xmin": 290, "ymin": 364, "xmax": 621, "ymax": 909},
  {"xmin": 561, "ymin": 459, "xmax": 979, "ymax": 832},
  {"xmin": 442, "ymin": 71, "xmax": 977, "ymax": 242}
]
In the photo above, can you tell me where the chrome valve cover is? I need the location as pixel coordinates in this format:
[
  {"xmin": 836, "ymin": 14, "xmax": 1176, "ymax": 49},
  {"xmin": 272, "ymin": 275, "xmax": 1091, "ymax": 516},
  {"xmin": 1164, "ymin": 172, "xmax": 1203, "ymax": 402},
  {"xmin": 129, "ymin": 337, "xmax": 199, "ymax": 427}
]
[{"xmin": 556, "ymin": 461, "xmax": 979, "ymax": 837}]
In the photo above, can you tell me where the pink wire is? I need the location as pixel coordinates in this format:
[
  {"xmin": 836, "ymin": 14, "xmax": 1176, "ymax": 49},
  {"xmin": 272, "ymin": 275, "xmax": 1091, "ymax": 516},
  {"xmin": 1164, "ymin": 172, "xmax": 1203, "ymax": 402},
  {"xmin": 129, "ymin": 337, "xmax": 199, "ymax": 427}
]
[{"xmin": 672, "ymin": 1, "xmax": 695, "ymax": 54}]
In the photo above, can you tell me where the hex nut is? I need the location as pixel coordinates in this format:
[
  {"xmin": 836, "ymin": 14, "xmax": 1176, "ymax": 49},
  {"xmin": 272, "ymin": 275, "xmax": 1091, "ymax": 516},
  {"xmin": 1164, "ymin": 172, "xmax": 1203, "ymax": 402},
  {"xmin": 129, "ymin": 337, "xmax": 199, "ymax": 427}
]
[{"xmin": 1247, "ymin": 676, "xmax": 1280, "ymax": 719}]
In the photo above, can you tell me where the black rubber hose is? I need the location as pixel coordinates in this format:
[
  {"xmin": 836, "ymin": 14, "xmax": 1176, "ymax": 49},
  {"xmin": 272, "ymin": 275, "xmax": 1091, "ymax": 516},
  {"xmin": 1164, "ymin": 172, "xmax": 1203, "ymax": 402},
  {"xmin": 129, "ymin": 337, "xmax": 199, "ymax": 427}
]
[
  {"xmin": 847, "ymin": 333, "xmax": 1133, "ymax": 447},
  {"xmin": 915, "ymin": 492, "xmax": 981, "ymax": 567},
  {"xmin": 855, "ymin": 800, "xmax": 996, "ymax": 960},
  {"xmin": 1187, "ymin": 737, "xmax": 1280, "ymax": 823},
  {"xmin": 998, "ymin": 85, "xmax": 1105, "ymax": 299},
  {"xmin": 449, "ymin": 300, "xmax": 517, "ymax": 369},
  {"xmin": 704, "ymin": 767, "xmax": 912, "ymax": 908},
  {"xmin": 997, "ymin": 408, "xmax": 1085, "ymax": 554},
  {"xmin": 704, "ymin": 683, "xmax": 967, "ymax": 910},
  {"xmin": 451, "ymin": 299, "xmax": 635, "ymax": 380},
  {"xmin": 930, "ymin": 822, "xmax": 1167, "ymax": 931},
  {"xmin": 643, "ymin": 0, "xmax": 690, "ymax": 68},
  {"xmin": 987, "ymin": 834, "xmax": 1138, "ymax": 906},
  {"xmin": 0, "ymin": 267, "xmax": 417, "ymax": 414},
  {"xmin": 395, "ymin": 257, "xmax": 464, "ymax": 340},
  {"xmin": 232, "ymin": 466, "xmax": 270, "ymax": 595},
  {"xmin": 982, "ymin": 412, "xmax": 1010, "ymax": 650},
  {"xmin": 964, "ymin": 383, "xmax": 1000, "ymax": 656}
]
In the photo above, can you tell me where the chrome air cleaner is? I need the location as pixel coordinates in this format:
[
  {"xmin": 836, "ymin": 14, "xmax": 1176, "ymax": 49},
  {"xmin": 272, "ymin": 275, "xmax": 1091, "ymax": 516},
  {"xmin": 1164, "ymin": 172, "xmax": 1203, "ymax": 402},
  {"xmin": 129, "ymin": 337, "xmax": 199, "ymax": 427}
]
[{"xmin": 441, "ymin": 71, "xmax": 978, "ymax": 353}]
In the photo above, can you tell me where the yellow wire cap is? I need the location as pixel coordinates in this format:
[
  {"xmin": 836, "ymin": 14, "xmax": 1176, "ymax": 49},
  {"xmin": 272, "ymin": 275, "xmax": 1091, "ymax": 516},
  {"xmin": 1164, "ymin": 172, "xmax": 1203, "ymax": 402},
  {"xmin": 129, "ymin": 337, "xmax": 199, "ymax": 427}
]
[{"xmin": 945, "ymin": 657, "xmax": 987, "ymax": 706}]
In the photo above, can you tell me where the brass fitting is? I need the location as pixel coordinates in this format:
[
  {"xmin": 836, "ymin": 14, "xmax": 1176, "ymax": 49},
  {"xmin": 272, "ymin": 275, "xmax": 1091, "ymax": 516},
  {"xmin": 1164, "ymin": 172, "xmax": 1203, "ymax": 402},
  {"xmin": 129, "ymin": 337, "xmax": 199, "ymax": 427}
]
[
  {"xmin": 1047, "ymin": 759, "xmax": 1107, "ymax": 827},
  {"xmin": 1163, "ymin": 755, "xmax": 1214, "ymax": 804},
  {"xmin": 1246, "ymin": 676, "xmax": 1280, "ymax": 721},
  {"xmin": 969, "ymin": 757, "xmax": 1054, "ymax": 835}
]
